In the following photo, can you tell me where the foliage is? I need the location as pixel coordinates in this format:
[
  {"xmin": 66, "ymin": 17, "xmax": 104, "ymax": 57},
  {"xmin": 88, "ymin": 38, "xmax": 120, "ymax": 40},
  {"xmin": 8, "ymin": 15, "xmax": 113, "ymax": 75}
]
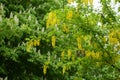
[{"xmin": 0, "ymin": 0, "xmax": 120, "ymax": 80}]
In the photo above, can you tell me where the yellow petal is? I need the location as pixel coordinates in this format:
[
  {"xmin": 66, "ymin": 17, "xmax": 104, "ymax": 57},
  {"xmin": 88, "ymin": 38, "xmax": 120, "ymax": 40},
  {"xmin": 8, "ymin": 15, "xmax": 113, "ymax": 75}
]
[
  {"xmin": 89, "ymin": 0, "xmax": 93, "ymax": 5},
  {"xmin": 66, "ymin": 10, "xmax": 73, "ymax": 20},
  {"xmin": 68, "ymin": 0, "xmax": 74, "ymax": 4},
  {"xmin": 62, "ymin": 66, "xmax": 66, "ymax": 74},
  {"xmin": 52, "ymin": 36, "xmax": 56, "ymax": 48},
  {"xmin": 43, "ymin": 65, "xmax": 48, "ymax": 75},
  {"xmin": 68, "ymin": 49, "xmax": 72, "ymax": 59},
  {"xmin": 61, "ymin": 51, "xmax": 65, "ymax": 59}
]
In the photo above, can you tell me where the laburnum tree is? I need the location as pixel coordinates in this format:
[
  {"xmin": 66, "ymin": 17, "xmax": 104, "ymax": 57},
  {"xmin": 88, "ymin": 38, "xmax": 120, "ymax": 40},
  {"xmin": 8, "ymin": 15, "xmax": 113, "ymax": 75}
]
[{"xmin": 0, "ymin": 0, "xmax": 120, "ymax": 80}]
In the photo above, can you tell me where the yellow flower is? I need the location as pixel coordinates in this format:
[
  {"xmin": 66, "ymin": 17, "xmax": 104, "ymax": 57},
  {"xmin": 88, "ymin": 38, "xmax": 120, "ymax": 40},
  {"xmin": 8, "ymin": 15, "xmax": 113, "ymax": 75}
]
[
  {"xmin": 76, "ymin": 37, "xmax": 81, "ymax": 43},
  {"xmin": 76, "ymin": 37, "xmax": 82, "ymax": 49},
  {"xmin": 61, "ymin": 51, "xmax": 65, "ymax": 59},
  {"xmin": 46, "ymin": 12, "xmax": 58, "ymax": 28},
  {"xmin": 109, "ymin": 31, "xmax": 114, "ymax": 38},
  {"xmin": 36, "ymin": 39, "xmax": 40, "ymax": 46},
  {"xmin": 29, "ymin": 40, "xmax": 33, "ymax": 46},
  {"xmin": 91, "ymin": 51, "xmax": 95, "ymax": 58},
  {"xmin": 26, "ymin": 40, "xmax": 33, "ymax": 52},
  {"xmin": 43, "ymin": 65, "xmax": 48, "ymax": 75},
  {"xmin": 90, "ymin": 52, "xmax": 101, "ymax": 59},
  {"xmin": 85, "ymin": 51, "xmax": 91, "ymax": 57},
  {"xmin": 108, "ymin": 30, "xmax": 119, "ymax": 44},
  {"xmin": 109, "ymin": 37, "xmax": 118, "ymax": 44},
  {"xmin": 82, "ymin": 0, "xmax": 88, "ymax": 5},
  {"xmin": 66, "ymin": 10, "xmax": 73, "ymax": 20},
  {"xmin": 95, "ymin": 52, "xmax": 100, "ymax": 59},
  {"xmin": 33, "ymin": 40, "xmax": 37, "ymax": 46},
  {"xmin": 62, "ymin": 23, "xmax": 69, "ymax": 33},
  {"xmin": 68, "ymin": 49, "xmax": 72, "ymax": 59},
  {"xmin": 72, "ymin": 55, "xmax": 75, "ymax": 61},
  {"xmin": 82, "ymin": 0, "xmax": 93, "ymax": 5},
  {"xmin": 47, "ymin": 12, "xmax": 56, "ymax": 21},
  {"xmin": 68, "ymin": 0, "xmax": 74, "ymax": 4},
  {"xmin": 51, "ymin": 18, "xmax": 57, "ymax": 26},
  {"xmin": 52, "ymin": 36, "xmax": 56, "ymax": 48},
  {"xmin": 89, "ymin": 0, "xmax": 93, "ymax": 5},
  {"xmin": 62, "ymin": 66, "xmax": 66, "ymax": 74},
  {"xmin": 78, "ymin": 43, "xmax": 82, "ymax": 50},
  {"xmin": 26, "ymin": 45, "xmax": 31, "ymax": 52}
]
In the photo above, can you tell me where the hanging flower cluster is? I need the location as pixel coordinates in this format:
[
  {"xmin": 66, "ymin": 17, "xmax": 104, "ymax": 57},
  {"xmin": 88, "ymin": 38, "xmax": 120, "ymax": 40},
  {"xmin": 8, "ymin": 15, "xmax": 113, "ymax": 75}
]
[
  {"xmin": 46, "ymin": 11, "xmax": 59, "ymax": 28},
  {"xmin": 85, "ymin": 51, "xmax": 101, "ymax": 59},
  {"xmin": 62, "ymin": 23, "xmax": 69, "ymax": 33},
  {"xmin": 108, "ymin": 30, "xmax": 120, "ymax": 44},
  {"xmin": 43, "ymin": 61, "xmax": 50, "ymax": 75},
  {"xmin": 26, "ymin": 39, "xmax": 40, "ymax": 52},
  {"xmin": 82, "ymin": 0, "xmax": 93, "ymax": 5},
  {"xmin": 61, "ymin": 49, "xmax": 75, "ymax": 61},
  {"xmin": 52, "ymin": 36, "xmax": 56, "ymax": 48},
  {"xmin": 68, "ymin": 49, "xmax": 72, "ymax": 59},
  {"xmin": 62, "ymin": 66, "xmax": 66, "ymax": 74},
  {"xmin": 66, "ymin": 10, "xmax": 73, "ymax": 20},
  {"xmin": 72, "ymin": 55, "xmax": 75, "ymax": 61},
  {"xmin": 61, "ymin": 50, "xmax": 65, "ymax": 59},
  {"xmin": 76, "ymin": 37, "xmax": 82, "ymax": 50},
  {"xmin": 43, "ymin": 64, "xmax": 48, "ymax": 75},
  {"xmin": 68, "ymin": 0, "xmax": 74, "ymax": 4}
]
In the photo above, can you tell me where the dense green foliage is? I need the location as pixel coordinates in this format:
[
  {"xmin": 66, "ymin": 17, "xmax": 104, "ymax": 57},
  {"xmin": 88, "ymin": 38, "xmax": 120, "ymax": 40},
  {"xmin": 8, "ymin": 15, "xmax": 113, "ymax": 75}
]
[{"xmin": 0, "ymin": 0, "xmax": 120, "ymax": 80}]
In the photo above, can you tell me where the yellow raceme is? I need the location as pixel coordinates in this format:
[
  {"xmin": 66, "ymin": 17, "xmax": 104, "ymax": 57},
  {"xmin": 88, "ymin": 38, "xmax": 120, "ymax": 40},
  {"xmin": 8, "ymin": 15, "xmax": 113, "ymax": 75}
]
[
  {"xmin": 52, "ymin": 36, "xmax": 56, "ymax": 48},
  {"xmin": 62, "ymin": 66, "xmax": 66, "ymax": 75},
  {"xmin": 109, "ymin": 30, "xmax": 119, "ymax": 44},
  {"xmin": 93, "ymin": 52, "xmax": 101, "ymax": 59},
  {"xmin": 36, "ymin": 39, "xmax": 40, "ymax": 46},
  {"xmin": 46, "ymin": 12, "xmax": 58, "ymax": 28},
  {"xmin": 43, "ymin": 65, "xmax": 48, "ymax": 75},
  {"xmin": 33, "ymin": 39, "xmax": 40, "ymax": 46},
  {"xmin": 26, "ymin": 39, "xmax": 40, "ymax": 52},
  {"xmin": 61, "ymin": 51, "xmax": 65, "ymax": 59},
  {"xmin": 89, "ymin": 0, "xmax": 93, "ymax": 5},
  {"xmin": 85, "ymin": 51, "xmax": 91, "ymax": 57},
  {"xmin": 91, "ymin": 52, "xmax": 100, "ymax": 59},
  {"xmin": 51, "ymin": 18, "xmax": 57, "ymax": 25},
  {"xmin": 33, "ymin": 40, "xmax": 37, "ymax": 46},
  {"xmin": 68, "ymin": 49, "xmax": 72, "ymax": 59},
  {"xmin": 68, "ymin": 0, "xmax": 74, "ymax": 4},
  {"xmin": 62, "ymin": 23, "xmax": 69, "ymax": 33},
  {"xmin": 84, "ymin": 0, "xmax": 88, "ymax": 5},
  {"xmin": 76, "ymin": 37, "xmax": 81, "ymax": 43},
  {"xmin": 66, "ymin": 10, "xmax": 73, "ymax": 20},
  {"xmin": 72, "ymin": 55, "xmax": 75, "ymax": 61},
  {"xmin": 26, "ymin": 44, "xmax": 32, "ymax": 52},
  {"xmin": 26, "ymin": 40, "xmax": 33, "ymax": 52},
  {"xmin": 109, "ymin": 37, "xmax": 119, "ymax": 44},
  {"xmin": 76, "ymin": 37, "xmax": 82, "ymax": 49},
  {"xmin": 85, "ymin": 51, "xmax": 101, "ymax": 59},
  {"xmin": 78, "ymin": 43, "xmax": 82, "ymax": 50},
  {"xmin": 82, "ymin": 0, "xmax": 93, "ymax": 5}
]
